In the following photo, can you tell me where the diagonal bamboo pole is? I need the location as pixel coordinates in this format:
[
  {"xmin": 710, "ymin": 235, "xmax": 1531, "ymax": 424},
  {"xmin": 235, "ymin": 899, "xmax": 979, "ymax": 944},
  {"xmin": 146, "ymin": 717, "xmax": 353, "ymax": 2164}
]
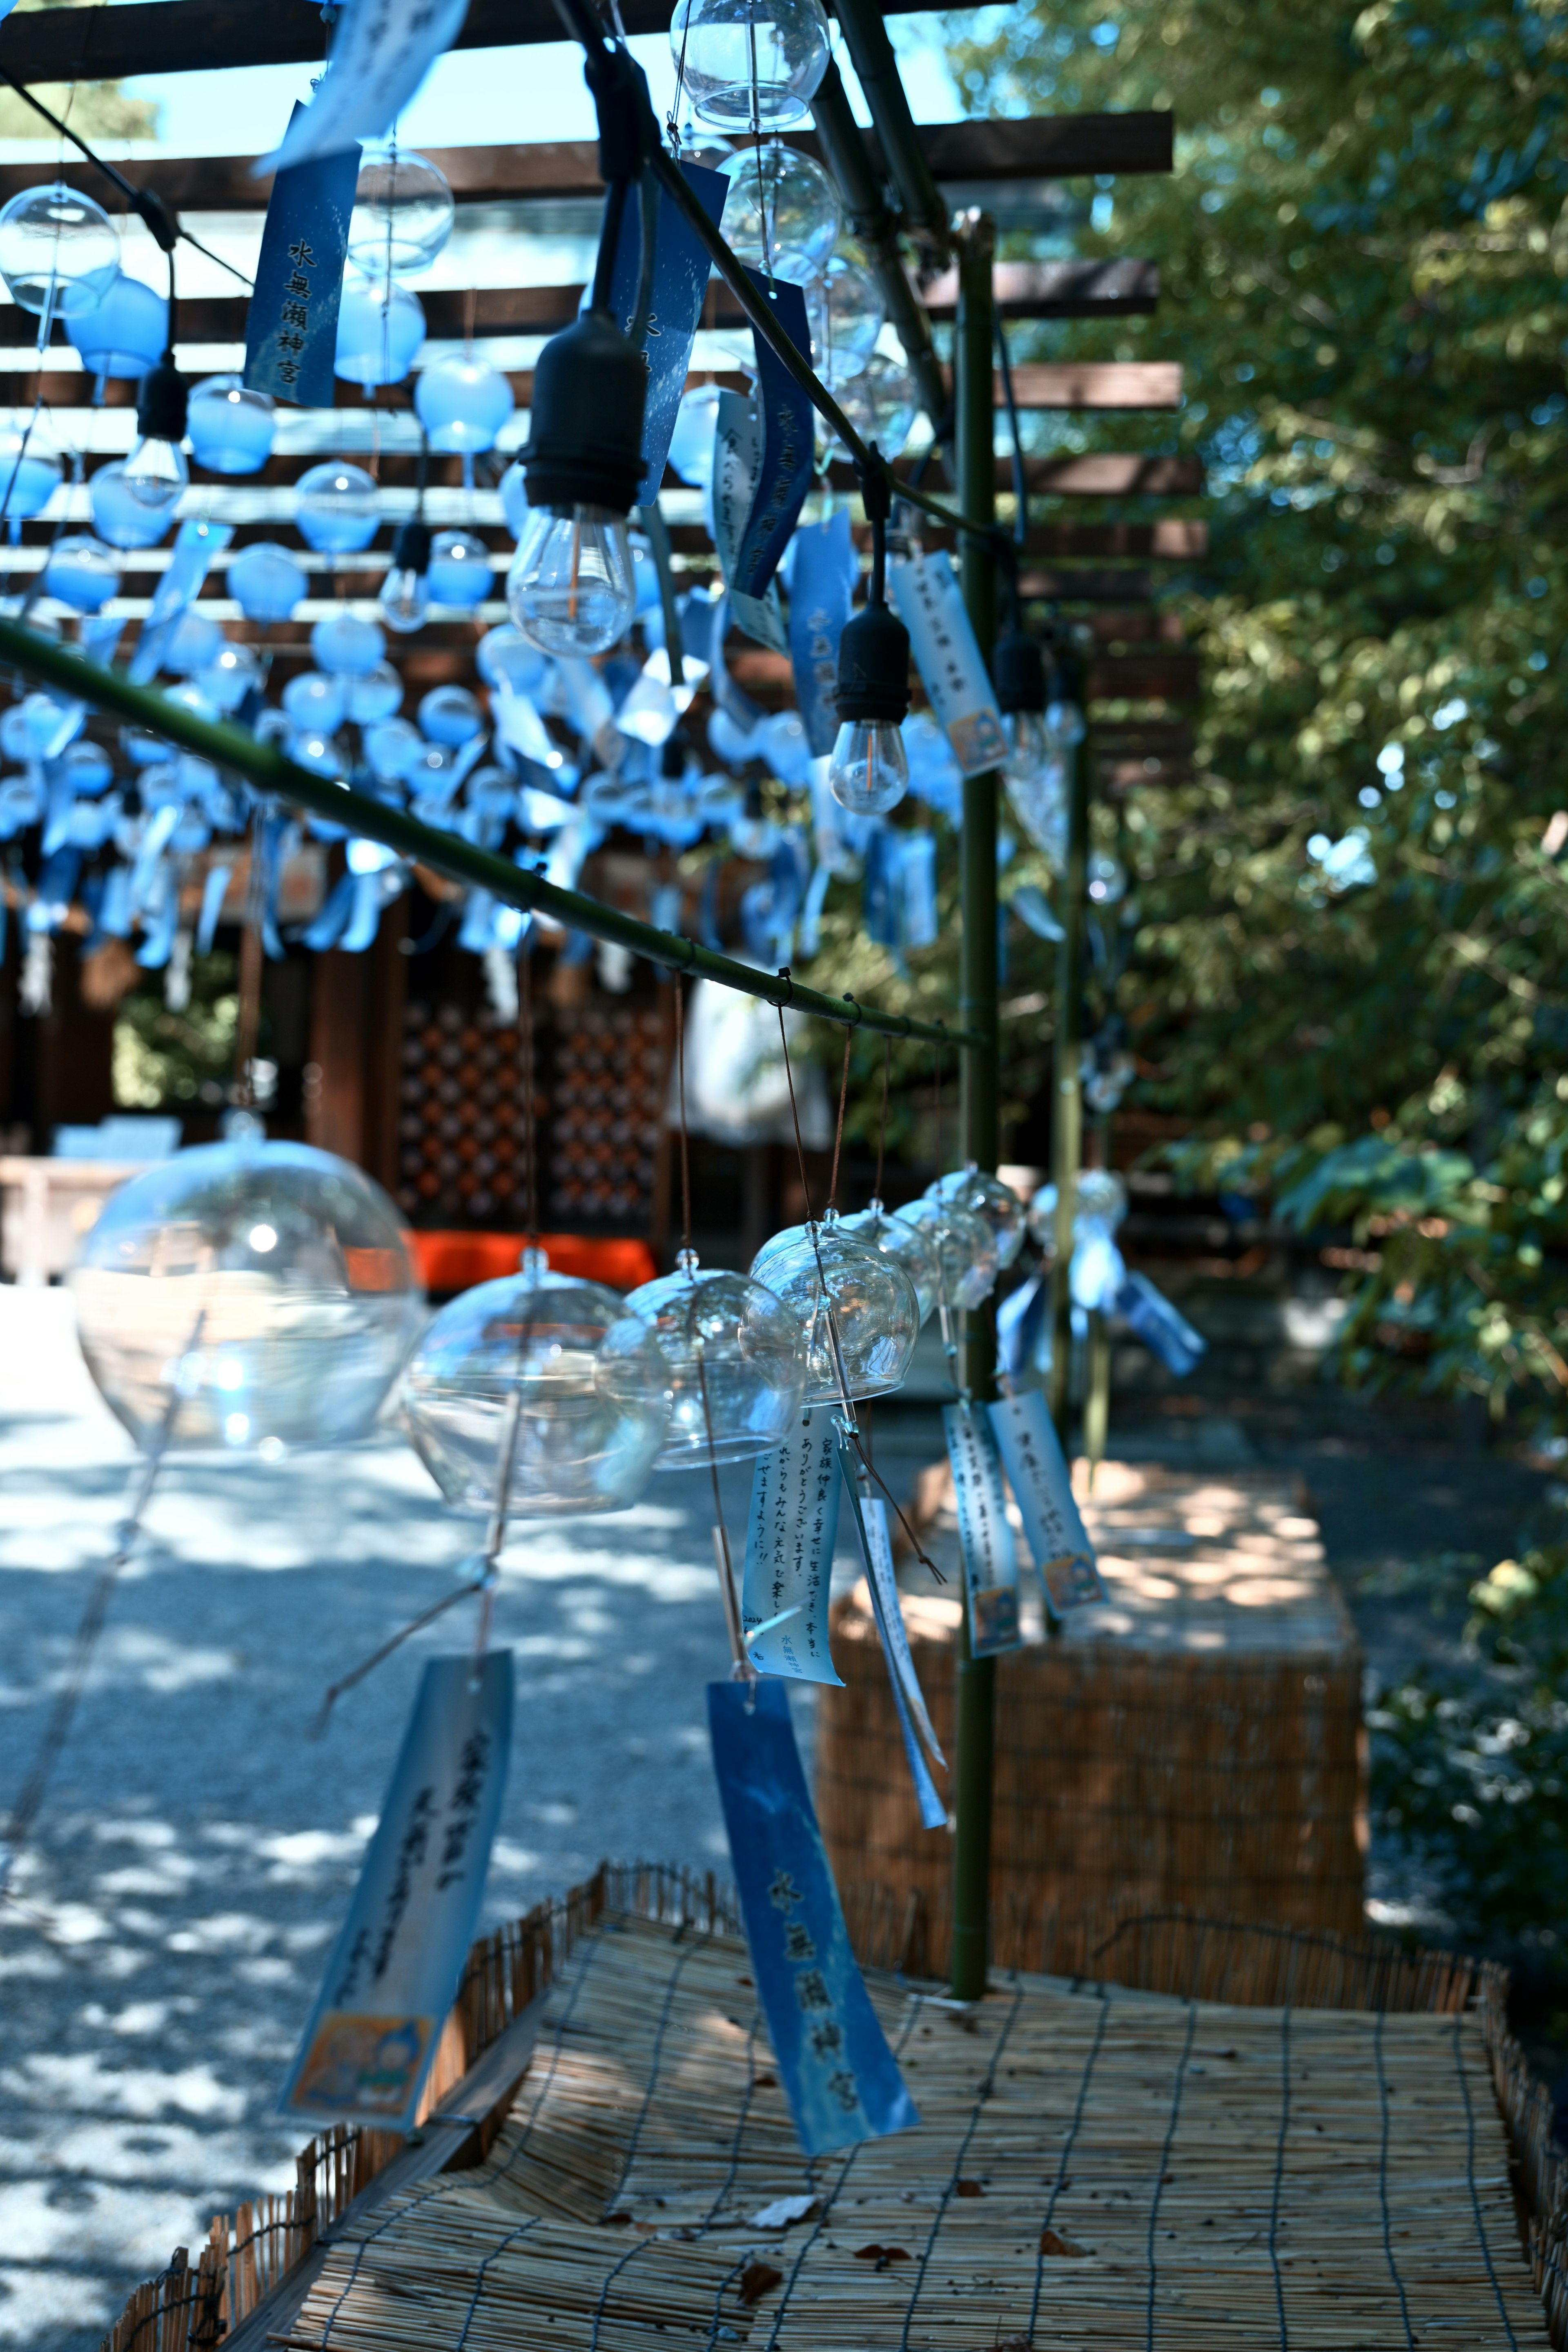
[{"xmin": 0, "ymin": 615, "xmax": 977, "ymax": 1051}]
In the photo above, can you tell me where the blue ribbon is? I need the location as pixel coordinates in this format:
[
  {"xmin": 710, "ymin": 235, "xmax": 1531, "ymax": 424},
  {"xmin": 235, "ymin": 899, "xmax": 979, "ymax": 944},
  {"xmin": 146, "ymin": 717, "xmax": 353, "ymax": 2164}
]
[
  {"xmin": 733, "ymin": 271, "xmax": 815, "ymax": 601},
  {"xmin": 787, "ymin": 509, "xmax": 857, "ymax": 757},
  {"xmin": 708, "ymin": 1677, "xmax": 920, "ymax": 2158},
  {"xmin": 601, "ymin": 162, "xmax": 729, "ymax": 508},
  {"xmin": 245, "ymin": 104, "xmax": 361, "ymax": 408}
]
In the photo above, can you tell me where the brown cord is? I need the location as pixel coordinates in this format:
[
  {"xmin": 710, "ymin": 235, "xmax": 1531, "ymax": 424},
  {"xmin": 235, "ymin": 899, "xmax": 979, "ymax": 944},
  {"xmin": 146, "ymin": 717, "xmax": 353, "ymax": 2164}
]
[
  {"xmin": 772, "ymin": 998, "xmax": 944, "ymax": 1584},
  {"xmin": 674, "ymin": 978, "xmax": 693, "ymax": 1256},
  {"xmin": 827, "ymin": 1027, "xmax": 851, "ymax": 1213},
  {"xmin": 520, "ymin": 944, "xmax": 539, "ymax": 1247}
]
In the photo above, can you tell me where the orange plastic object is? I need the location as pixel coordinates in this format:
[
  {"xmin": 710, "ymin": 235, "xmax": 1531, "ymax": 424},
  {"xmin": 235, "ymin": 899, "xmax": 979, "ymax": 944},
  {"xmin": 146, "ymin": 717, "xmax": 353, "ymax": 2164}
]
[{"xmin": 410, "ymin": 1230, "xmax": 659, "ymax": 1296}]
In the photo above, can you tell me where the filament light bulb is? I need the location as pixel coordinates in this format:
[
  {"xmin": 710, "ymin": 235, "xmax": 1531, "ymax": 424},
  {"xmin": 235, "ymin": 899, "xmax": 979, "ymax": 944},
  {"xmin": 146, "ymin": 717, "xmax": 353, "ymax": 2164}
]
[
  {"xmin": 507, "ymin": 505, "xmax": 636, "ymax": 657},
  {"xmin": 828, "ymin": 717, "xmax": 908, "ymax": 815},
  {"xmin": 380, "ymin": 516, "xmax": 432, "ymax": 636}
]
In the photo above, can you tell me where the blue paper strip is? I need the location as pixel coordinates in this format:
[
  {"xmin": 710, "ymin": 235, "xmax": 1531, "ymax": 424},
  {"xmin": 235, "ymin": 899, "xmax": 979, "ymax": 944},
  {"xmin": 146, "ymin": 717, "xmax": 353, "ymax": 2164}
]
[
  {"xmin": 988, "ymin": 1387, "xmax": 1105, "ymax": 1617},
  {"xmin": 888, "ymin": 547, "xmax": 1008, "ymax": 778},
  {"xmin": 601, "ymin": 162, "xmax": 729, "ymax": 509},
  {"xmin": 708, "ymin": 1676, "xmax": 920, "ymax": 2158},
  {"xmin": 788, "ymin": 509, "xmax": 857, "ymax": 757},
  {"xmin": 245, "ymin": 105, "xmax": 361, "ymax": 409},
  {"xmin": 734, "ymin": 271, "xmax": 815, "ymax": 601},
  {"xmin": 837, "ymin": 1437, "xmax": 948, "ymax": 1829},
  {"xmin": 129, "ymin": 519, "xmax": 233, "ymax": 684},
  {"xmin": 942, "ymin": 1400, "xmax": 1024, "ymax": 1656},
  {"xmin": 279, "ymin": 1650, "xmax": 513, "ymax": 2134}
]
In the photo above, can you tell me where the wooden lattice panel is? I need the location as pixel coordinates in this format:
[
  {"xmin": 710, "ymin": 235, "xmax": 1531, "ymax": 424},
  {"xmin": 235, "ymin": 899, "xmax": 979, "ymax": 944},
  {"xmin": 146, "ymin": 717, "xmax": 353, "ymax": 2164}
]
[{"xmin": 396, "ymin": 995, "xmax": 667, "ymax": 1233}]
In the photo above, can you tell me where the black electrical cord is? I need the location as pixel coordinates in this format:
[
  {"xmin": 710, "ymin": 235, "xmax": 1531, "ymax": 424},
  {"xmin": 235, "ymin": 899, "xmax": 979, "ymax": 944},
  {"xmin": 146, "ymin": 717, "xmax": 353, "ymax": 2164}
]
[
  {"xmin": 546, "ymin": 0, "xmax": 1011, "ymax": 560},
  {"xmin": 0, "ymin": 69, "xmax": 254, "ymax": 291}
]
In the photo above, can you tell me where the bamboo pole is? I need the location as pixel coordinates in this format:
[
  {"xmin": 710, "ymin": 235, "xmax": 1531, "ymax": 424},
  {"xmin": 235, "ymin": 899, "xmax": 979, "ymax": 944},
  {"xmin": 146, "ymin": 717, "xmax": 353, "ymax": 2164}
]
[
  {"xmin": 950, "ymin": 208, "xmax": 1000, "ymax": 2007},
  {"xmin": 1047, "ymin": 636, "xmax": 1090, "ymax": 1444},
  {"xmin": 0, "ymin": 617, "xmax": 977, "ymax": 1052}
]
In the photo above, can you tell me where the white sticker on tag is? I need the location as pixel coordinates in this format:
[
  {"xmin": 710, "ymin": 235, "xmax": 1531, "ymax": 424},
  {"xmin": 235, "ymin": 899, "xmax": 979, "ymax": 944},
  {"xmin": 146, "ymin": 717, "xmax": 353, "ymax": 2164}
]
[
  {"xmin": 742, "ymin": 1409, "xmax": 844, "ymax": 1685},
  {"xmin": 989, "ymin": 1388, "xmax": 1106, "ymax": 1617},
  {"xmin": 942, "ymin": 1401, "xmax": 1023, "ymax": 1656},
  {"xmin": 887, "ymin": 547, "xmax": 1008, "ymax": 777}
]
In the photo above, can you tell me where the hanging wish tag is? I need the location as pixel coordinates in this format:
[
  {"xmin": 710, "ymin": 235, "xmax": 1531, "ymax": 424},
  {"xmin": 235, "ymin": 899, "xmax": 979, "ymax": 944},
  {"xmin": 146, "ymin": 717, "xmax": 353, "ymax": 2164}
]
[
  {"xmin": 279, "ymin": 1651, "xmax": 513, "ymax": 2135},
  {"xmin": 837, "ymin": 1439, "xmax": 947, "ymax": 1829},
  {"xmin": 244, "ymin": 103, "xmax": 360, "ymax": 408},
  {"xmin": 859, "ymin": 1491, "xmax": 945, "ymax": 1770},
  {"xmin": 735, "ymin": 270, "xmax": 815, "ymax": 599},
  {"xmin": 709, "ymin": 1677, "xmax": 920, "ymax": 2158},
  {"xmin": 258, "ymin": 0, "xmax": 470, "ymax": 174},
  {"xmin": 788, "ymin": 509, "xmax": 858, "ymax": 757},
  {"xmin": 741, "ymin": 1409, "xmax": 843, "ymax": 1685},
  {"xmin": 600, "ymin": 161, "xmax": 729, "ymax": 506},
  {"xmin": 711, "ymin": 391, "xmax": 788, "ymax": 652},
  {"xmin": 129, "ymin": 519, "xmax": 233, "ymax": 684},
  {"xmin": 942, "ymin": 1401, "xmax": 1023, "ymax": 1655},
  {"xmin": 888, "ymin": 547, "xmax": 1008, "ymax": 777},
  {"xmin": 988, "ymin": 1388, "xmax": 1105, "ymax": 1617}
]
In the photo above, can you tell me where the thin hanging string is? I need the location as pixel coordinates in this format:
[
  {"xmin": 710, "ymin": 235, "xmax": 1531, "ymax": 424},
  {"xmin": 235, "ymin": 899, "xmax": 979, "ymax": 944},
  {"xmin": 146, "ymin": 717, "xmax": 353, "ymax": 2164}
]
[
  {"xmin": 315, "ymin": 942, "xmax": 543, "ymax": 1730},
  {"xmin": 674, "ymin": 978, "xmax": 693, "ymax": 1255},
  {"xmin": 520, "ymin": 941, "xmax": 539, "ymax": 1248},
  {"xmin": 773, "ymin": 984, "xmax": 942, "ymax": 1581},
  {"xmin": 875, "ymin": 1036, "xmax": 891, "ymax": 1203},
  {"xmin": 674, "ymin": 978, "xmax": 748, "ymax": 1675},
  {"xmin": 232, "ymin": 808, "xmax": 268, "ymax": 1112},
  {"xmin": 2, "ymin": 1305, "xmax": 207, "ymax": 1905},
  {"xmin": 827, "ymin": 1029, "xmax": 851, "ymax": 1213}
]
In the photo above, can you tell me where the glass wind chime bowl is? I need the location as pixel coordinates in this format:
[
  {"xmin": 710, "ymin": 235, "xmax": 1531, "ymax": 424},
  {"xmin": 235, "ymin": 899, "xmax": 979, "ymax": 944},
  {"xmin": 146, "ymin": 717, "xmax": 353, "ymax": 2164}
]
[
  {"xmin": 750, "ymin": 1211, "xmax": 919, "ymax": 1403},
  {"xmin": 717, "ymin": 145, "xmax": 842, "ymax": 284},
  {"xmin": 69, "ymin": 1141, "xmax": 423, "ymax": 1454},
  {"xmin": 0, "ymin": 182, "xmax": 120, "ymax": 315},
  {"xmin": 892, "ymin": 1195, "xmax": 999, "ymax": 1312},
  {"xmin": 839, "ymin": 1199, "xmax": 942, "ymax": 1327},
  {"xmin": 669, "ymin": 0, "xmax": 833, "ymax": 128},
  {"xmin": 628, "ymin": 1251, "xmax": 807, "ymax": 1469},
  {"xmin": 402, "ymin": 1253, "xmax": 671, "ymax": 1517},
  {"xmin": 927, "ymin": 1165, "xmax": 1026, "ymax": 1269}
]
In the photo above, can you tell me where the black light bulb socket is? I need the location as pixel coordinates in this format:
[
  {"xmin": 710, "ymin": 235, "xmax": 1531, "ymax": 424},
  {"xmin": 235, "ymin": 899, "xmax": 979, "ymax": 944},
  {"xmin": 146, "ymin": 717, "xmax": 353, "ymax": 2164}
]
[
  {"xmin": 390, "ymin": 517, "xmax": 432, "ymax": 577},
  {"xmin": 992, "ymin": 628, "xmax": 1046, "ymax": 715},
  {"xmin": 135, "ymin": 355, "xmax": 187, "ymax": 445},
  {"xmin": 834, "ymin": 600, "xmax": 911, "ymax": 726},
  {"xmin": 523, "ymin": 308, "xmax": 647, "ymax": 519}
]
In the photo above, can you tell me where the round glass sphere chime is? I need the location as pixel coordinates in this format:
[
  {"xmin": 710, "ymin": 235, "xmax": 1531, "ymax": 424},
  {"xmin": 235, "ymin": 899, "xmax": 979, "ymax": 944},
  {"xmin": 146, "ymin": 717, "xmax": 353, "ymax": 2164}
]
[
  {"xmin": 838, "ymin": 1198, "xmax": 943, "ymax": 1327},
  {"xmin": 628, "ymin": 1251, "xmax": 807, "ymax": 1469},
  {"xmin": 668, "ymin": 0, "xmax": 832, "ymax": 128},
  {"xmin": 750, "ymin": 1209, "xmax": 920, "ymax": 1403},
  {"xmin": 70, "ymin": 1141, "xmax": 424, "ymax": 1455},
  {"xmin": 403, "ymin": 1249, "xmax": 672, "ymax": 1516},
  {"xmin": 892, "ymin": 1194, "xmax": 999, "ymax": 1314},
  {"xmin": 0, "ymin": 182, "xmax": 120, "ymax": 316},
  {"xmin": 926, "ymin": 1166, "xmax": 1026, "ymax": 1269}
]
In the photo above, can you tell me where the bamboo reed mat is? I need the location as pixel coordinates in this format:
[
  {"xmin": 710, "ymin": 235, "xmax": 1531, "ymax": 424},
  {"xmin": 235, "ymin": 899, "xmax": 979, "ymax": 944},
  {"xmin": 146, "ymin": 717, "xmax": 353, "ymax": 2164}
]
[{"xmin": 285, "ymin": 1908, "xmax": 1546, "ymax": 2350}]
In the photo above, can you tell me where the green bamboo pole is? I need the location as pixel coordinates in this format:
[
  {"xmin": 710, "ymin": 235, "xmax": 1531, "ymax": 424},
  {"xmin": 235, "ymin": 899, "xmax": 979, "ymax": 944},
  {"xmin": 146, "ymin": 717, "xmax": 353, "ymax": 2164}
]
[
  {"xmin": 950, "ymin": 209, "xmax": 1000, "ymax": 2006},
  {"xmin": 0, "ymin": 615, "xmax": 976, "ymax": 1052},
  {"xmin": 1047, "ymin": 639, "xmax": 1090, "ymax": 1445}
]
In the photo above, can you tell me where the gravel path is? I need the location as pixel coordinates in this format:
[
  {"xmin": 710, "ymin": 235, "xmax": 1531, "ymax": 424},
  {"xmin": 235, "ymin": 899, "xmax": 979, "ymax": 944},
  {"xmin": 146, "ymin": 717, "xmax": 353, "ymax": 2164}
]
[{"xmin": 0, "ymin": 1289, "xmax": 940, "ymax": 2351}]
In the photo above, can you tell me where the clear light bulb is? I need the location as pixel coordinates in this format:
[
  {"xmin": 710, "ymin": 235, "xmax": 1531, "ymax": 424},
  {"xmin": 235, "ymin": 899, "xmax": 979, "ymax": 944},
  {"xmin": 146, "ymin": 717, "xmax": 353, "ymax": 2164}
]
[
  {"xmin": 828, "ymin": 717, "xmax": 908, "ymax": 815},
  {"xmin": 1045, "ymin": 697, "xmax": 1086, "ymax": 749},
  {"xmin": 380, "ymin": 561, "xmax": 429, "ymax": 634},
  {"xmin": 121, "ymin": 430, "xmax": 188, "ymax": 513},
  {"xmin": 507, "ymin": 505, "xmax": 635, "ymax": 657}
]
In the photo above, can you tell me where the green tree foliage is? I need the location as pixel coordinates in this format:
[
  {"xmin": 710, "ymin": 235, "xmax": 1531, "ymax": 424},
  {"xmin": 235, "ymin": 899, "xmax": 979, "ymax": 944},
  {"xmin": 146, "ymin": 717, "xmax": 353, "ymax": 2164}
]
[
  {"xmin": 945, "ymin": 0, "xmax": 1568, "ymax": 1951},
  {"xmin": 947, "ymin": 0, "xmax": 1568, "ymax": 1429}
]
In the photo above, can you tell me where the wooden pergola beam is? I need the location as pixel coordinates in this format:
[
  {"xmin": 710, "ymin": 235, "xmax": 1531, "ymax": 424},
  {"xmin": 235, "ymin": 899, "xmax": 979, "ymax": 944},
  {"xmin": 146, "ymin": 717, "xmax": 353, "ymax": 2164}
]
[{"xmin": 0, "ymin": 115, "xmax": 1172, "ymax": 201}]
